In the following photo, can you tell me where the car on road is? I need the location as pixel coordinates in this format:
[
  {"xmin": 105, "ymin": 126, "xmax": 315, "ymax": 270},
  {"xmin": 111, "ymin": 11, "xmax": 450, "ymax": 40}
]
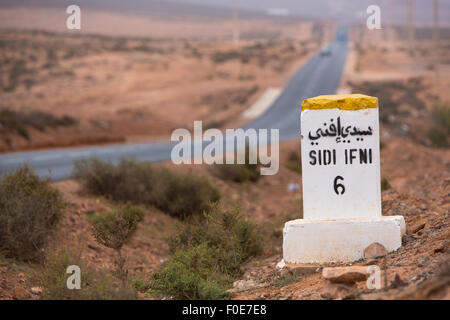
[{"xmin": 320, "ymin": 46, "xmax": 332, "ymax": 57}]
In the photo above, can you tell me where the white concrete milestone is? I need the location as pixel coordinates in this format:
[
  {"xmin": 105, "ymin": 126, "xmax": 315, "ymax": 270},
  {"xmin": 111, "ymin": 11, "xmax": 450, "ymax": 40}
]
[
  {"xmin": 282, "ymin": 94, "xmax": 405, "ymax": 263},
  {"xmin": 283, "ymin": 217, "xmax": 405, "ymax": 263}
]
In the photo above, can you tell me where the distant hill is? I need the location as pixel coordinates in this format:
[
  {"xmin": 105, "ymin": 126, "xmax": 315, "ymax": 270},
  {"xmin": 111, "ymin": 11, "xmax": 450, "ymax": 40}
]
[
  {"xmin": 0, "ymin": 0, "xmax": 312, "ymax": 38},
  {"xmin": 2, "ymin": 0, "xmax": 449, "ymax": 25},
  {"xmin": 0, "ymin": 0, "xmax": 270, "ymax": 20}
]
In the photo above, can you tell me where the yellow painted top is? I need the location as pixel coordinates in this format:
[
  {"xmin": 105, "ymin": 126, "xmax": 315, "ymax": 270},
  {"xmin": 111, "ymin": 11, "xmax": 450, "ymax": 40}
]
[{"xmin": 301, "ymin": 94, "xmax": 378, "ymax": 111}]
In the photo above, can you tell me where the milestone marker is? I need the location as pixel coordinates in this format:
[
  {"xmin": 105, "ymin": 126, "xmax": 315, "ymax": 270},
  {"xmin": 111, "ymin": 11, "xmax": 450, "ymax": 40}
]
[
  {"xmin": 282, "ymin": 94, "xmax": 405, "ymax": 263},
  {"xmin": 301, "ymin": 94, "xmax": 381, "ymax": 220}
]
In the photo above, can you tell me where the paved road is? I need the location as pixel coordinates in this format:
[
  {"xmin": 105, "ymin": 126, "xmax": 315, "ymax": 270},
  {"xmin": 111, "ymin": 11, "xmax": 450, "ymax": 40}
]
[{"xmin": 0, "ymin": 37, "xmax": 348, "ymax": 181}]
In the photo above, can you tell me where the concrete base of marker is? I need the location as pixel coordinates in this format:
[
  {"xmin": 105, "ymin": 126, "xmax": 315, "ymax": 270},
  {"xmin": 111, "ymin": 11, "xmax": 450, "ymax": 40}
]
[{"xmin": 282, "ymin": 216, "xmax": 405, "ymax": 264}]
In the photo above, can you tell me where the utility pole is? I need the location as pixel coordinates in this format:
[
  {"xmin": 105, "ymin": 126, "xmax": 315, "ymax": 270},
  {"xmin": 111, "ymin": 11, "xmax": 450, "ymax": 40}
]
[
  {"xmin": 232, "ymin": 0, "xmax": 240, "ymax": 46},
  {"xmin": 433, "ymin": 0, "xmax": 439, "ymax": 45},
  {"xmin": 408, "ymin": 0, "xmax": 415, "ymax": 47},
  {"xmin": 384, "ymin": 0, "xmax": 389, "ymax": 42},
  {"xmin": 433, "ymin": 0, "xmax": 440, "ymax": 83}
]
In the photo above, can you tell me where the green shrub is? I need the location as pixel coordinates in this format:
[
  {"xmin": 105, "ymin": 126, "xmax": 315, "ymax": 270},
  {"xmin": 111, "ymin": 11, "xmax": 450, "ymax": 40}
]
[
  {"xmin": 215, "ymin": 163, "xmax": 260, "ymax": 183},
  {"xmin": 431, "ymin": 103, "xmax": 450, "ymax": 129},
  {"xmin": 168, "ymin": 205, "xmax": 263, "ymax": 273},
  {"xmin": 381, "ymin": 177, "xmax": 391, "ymax": 191},
  {"xmin": 133, "ymin": 278, "xmax": 151, "ymax": 293},
  {"xmin": 89, "ymin": 204, "xmax": 144, "ymax": 281},
  {"xmin": 0, "ymin": 109, "xmax": 30, "ymax": 139},
  {"xmin": 0, "ymin": 109, "xmax": 78, "ymax": 140},
  {"xmin": 0, "ymin": 166, "xmax": 65, "ymax": 261},
  {"xmin": 21, "ymin": 111, "xmax": 78, "ymax": 131},
  {"xmin": 73, "ymin": 158, "xmax": 220, "ymax": 219},
  {"xmin": 89, "ymin": 204, "xmax": 144, "ymax": 250},
  {"xmin": 151, "ymin": 244, "xmax": 229, "ymax": 300},
  {"xmin": 285, "ymin": 150, "xmax": 302, "ymax": 174},
  {"xmin": 427, "ymin": 103, "xmax": 450, "ymax": 148},
  {"xmin": 4, "ymin": 60, "xmax": 26, "ymax": 92},
  {"xmin": 39, "ymin": 248, "xmax": 137, "ymax": 300},
  {"xmin": 274, "ymin": 273, "xmax": 301, "ymax": 288},
  {"xmin": 210, "ymin": 50, "xmax": 240, "ymax": 64},
  {"xmin": 152, "ymin": 205, "xmax": 263, "ymax": 299},
  {"xmin": 349, "ymin": 78, "xmax": 426, "ymax": 122},
  {"xmin": 152, "ymin": 168, "xmax": 220, "ymax": 219},
  {"xmin": 427, "ymin": 127, "xmax": 448, "ymax": 148},
  {"xmin": 214, "ymin": 147, "xmax": 260, "ymax": 183},
  {"xmin": 72, "ymin": 158, "xmax": 119, "ymax": 197}
]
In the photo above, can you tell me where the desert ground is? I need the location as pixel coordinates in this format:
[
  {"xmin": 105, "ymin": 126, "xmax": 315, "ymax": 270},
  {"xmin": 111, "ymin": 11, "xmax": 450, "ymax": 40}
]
[
  {"xmin": 0, "ymin": 8, "xmax": 330, "ymax": 152},
  {"xmin": 0, "ymin": 9, "xmax": 449, "ymax": 300}
]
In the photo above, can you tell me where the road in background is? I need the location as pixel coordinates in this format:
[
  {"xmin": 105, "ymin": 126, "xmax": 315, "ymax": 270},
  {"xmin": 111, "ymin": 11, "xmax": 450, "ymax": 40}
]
[{"xmin": 0, "ymin": 29, "xmax": 348, "ymax": 181}]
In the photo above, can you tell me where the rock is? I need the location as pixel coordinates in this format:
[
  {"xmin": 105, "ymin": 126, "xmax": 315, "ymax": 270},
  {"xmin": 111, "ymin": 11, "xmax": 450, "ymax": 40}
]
[
  {"xmin": 418, "ymin": 256, "xmax": 431, "ymax": 268},
  {"xmin": 278, "ymin": 263, "xmax": 320, "ymax": 277},
  {"xmin": 363, "ymin": 259, "xmax": 378, "ymax": 266},
  {"xmin": 432, "ymin": 243, "xmax": 446, "ymax": 254},
  {"xmin": 320, "ymin": 283, "xmax": 357, "ymax": 300},
  {"xmin": 13, "ymin": 287, "xmax": 31, "ymax": 300},
  {"xmin": 364, "ymin": 242, "xmax": 388, "ymax": 259},
  {"xmin": 419, "ymin": 204, "xmax": 428, "ymax": 210},
  {"xmin": 88, "ymin": 244, "xmax": 100, "ymax": 251},
  {"xmin": 290, "ymin": 265, "xmax": 320, "ymax": 276},
  {"xmin": 233, "ymin": 279, "xmax": 255, "ymax": 290},
  {"xmin": 322, "ymin": 266, "xmax": 369, "ymax": 283},
  {"xmin": 411, "ymin": 274, "xmax": 423, "ymax": 282},
  {"xmin": 30, "ymin": 287, "xmax": 43, "ymax": 295},
  {"xmin": 410, "ymin": 222, "xmax": 426, "ymax": 234},
  {"xmin": 390, "ymin": 274, "xmax": 408, "ymax": 289},
  {"xmin": 231, "ymin": 279, "xmax": 266, "ymax": 293},
  {"xmin": 276, "ymin": 260, "xmax": 285, "ymax": 270}
]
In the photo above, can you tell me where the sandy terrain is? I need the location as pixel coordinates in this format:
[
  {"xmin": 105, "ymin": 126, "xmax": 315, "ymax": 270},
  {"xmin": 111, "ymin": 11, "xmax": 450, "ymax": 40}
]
[
  {"xmin": 0, "ymin": 18, "xmax": 322, "ymax": 152},
  {"xmin": 1, "ymin": 133, "xmax": 448, "ymax": 300},
  {"xmin": 0, "ymin": 8, "xmax": 318, "ymax": 40},
  {"xmin": 0, "ymin": 13, "xmax": 449, "ymax": 300}
]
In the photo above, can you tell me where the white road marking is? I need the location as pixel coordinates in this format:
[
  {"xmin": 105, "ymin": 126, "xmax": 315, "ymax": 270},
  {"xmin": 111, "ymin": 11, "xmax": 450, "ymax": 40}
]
[{"xmin": 242, "ymin": 88, "xmax": 282, "ymax": 119}]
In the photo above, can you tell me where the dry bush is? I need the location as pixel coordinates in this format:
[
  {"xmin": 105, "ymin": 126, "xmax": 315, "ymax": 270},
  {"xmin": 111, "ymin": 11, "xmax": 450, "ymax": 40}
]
[
  {"xmin": 215, "ymin": 163, "xmax": 260, "ymax": 183},
  {"xmin": 73, "ymin": 158, "xmax": 220, "ymax": 219},
  {"xmin": 214, "ymin": 147, "xmax": 261, "ymax": 183},
  {"xmin": 349, "ymin": 78, "xmax": 425, "ymax": 124},
  {"xmin": 381, "ymin": 177, "xmax": 391, "ymax": 191},
  {"xmin": 3, "ymin": 60, "xmax": 27, "ymax": 92},
  {"xmin": 39, "ymin": 248, "xmax": 137, "ymax": 300},
  {"xmin": 0, "ymin": 166, "xmax": 65, "ymax": 261},
  {"xmin": 285, "ymin": 149, "xmax": 302, "ymax": 174},
  {"xmin": 0, "ymin": 109, "xmax": 29, "ymax": 139},
  {"xmin": 151, "ymin": 167, "xmax": 220, "ymax": 219},
  {"xmin": 210, "ymin": 50, "xmax": 241, "ymax": 64},
  {"xmin": 151, "ymin": 243, "xmax": 229, "ymax": 300},
  {"xmin": 72, "ymin": 158, "xmax": 155, "ymax": 203},
  {"xmin": 89, "ymin": 204, "xmax": 144, "ymax": 281},
  {"xmin": 427, "ymin": 103, "xmax": 450, "ymax": 148},
  {"xmin": 151, "ymin": 204, "xmax": 263, "ymax": 299},
  {"xmin": 0, "ymin": 108, "xmax": 78, "ymax": 140}
]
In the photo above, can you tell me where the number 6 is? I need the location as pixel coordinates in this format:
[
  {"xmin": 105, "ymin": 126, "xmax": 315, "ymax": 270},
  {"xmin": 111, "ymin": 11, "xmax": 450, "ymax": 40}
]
[{"xmin": 334, "ymin": 176, "xmax": 345, "ymax": 195}]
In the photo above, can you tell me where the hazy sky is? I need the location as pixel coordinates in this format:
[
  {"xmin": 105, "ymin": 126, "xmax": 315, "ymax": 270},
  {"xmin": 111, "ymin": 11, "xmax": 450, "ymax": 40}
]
[
  {"xmin": 172, "ymin": 0, "xmax": 450, "ymax": 25},
  {"xmin": 1, "ymin": 0, "xmax": 448, "ymax": 26}
]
